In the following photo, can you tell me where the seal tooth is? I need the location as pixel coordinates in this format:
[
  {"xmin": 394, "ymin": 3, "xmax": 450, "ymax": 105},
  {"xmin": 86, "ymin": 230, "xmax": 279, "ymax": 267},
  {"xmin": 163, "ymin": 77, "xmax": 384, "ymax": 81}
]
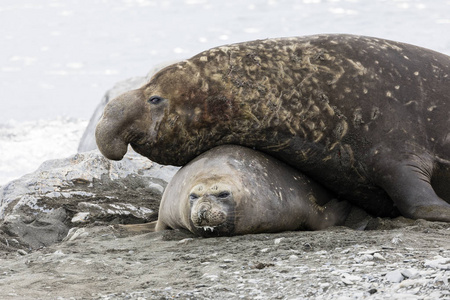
[{"xmin": 203, "ymin": 226, "xmax": 215, "ymax": 232}]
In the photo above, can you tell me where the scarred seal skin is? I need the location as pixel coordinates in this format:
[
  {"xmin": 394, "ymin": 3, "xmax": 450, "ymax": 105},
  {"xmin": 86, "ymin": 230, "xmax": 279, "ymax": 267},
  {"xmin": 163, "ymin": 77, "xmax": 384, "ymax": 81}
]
[
  {"xmin": 96, "ymin": 34, "xmax": 450, "ymax": 222},
  {"xmin": 155, "ymin": 145, "xmax": 350, "ymax": 237}
]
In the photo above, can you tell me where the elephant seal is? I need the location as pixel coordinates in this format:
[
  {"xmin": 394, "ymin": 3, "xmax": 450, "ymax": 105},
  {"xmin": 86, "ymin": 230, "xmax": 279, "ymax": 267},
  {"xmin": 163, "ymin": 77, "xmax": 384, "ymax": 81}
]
[
  {"xmin": 96, "ymin": 34, "xmax": 450, "ymax": 222},
  {"xmin": 155, "ymin": 145, "xmax": 350, "ymax": 237}
]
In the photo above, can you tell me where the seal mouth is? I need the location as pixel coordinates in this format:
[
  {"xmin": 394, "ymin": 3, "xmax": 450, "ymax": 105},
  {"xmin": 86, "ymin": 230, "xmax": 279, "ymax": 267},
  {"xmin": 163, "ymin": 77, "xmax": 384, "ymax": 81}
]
[
  {"xmin": 190, "ymin": 205, "xmax": 233, "ymax": 237},
  {"xmin": 192, "ymin": 223, "xmax": 233, "ymax": 237},
  {"xmin": 127, "ymin": 132, "xmax": 148, "ymax": 154},
  {"xmin": 196, "ymin": 225, "xmax": 217, "ymax": 232}
]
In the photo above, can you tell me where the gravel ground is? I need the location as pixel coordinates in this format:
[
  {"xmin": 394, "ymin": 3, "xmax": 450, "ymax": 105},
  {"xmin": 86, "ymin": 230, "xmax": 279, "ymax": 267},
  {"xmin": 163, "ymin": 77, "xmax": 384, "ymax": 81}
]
[{"xmin": 0, "ymin": 215, "xmax": 449, "ymax": 300}]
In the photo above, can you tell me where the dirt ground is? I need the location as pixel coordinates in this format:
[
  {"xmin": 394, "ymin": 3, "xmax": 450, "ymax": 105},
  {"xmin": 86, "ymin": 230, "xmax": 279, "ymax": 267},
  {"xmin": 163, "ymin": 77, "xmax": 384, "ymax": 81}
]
[{"xmin": 0, "ymin": 211, "xmax": 449, "ymax": 300}]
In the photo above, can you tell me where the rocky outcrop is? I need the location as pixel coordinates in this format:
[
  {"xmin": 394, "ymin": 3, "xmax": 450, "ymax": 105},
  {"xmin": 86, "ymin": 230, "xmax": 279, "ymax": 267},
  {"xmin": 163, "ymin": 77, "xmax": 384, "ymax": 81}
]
[{"xmin": 0, "ymin": 150, "xmax": 178, "ymax": 249}]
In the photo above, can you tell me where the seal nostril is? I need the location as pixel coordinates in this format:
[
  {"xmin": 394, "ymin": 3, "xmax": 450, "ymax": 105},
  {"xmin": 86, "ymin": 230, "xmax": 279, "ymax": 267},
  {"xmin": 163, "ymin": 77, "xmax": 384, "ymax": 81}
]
[{"xmin": 198, "ymin": 209, "xmax": 207, "ymax": 221}]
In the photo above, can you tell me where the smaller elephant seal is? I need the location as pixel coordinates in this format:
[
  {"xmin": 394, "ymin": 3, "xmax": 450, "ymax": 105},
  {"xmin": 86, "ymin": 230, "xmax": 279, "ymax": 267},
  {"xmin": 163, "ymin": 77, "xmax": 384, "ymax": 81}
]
[{"xmin": 155, "ymin": 145, "xmax": 351, "ymax": 237}]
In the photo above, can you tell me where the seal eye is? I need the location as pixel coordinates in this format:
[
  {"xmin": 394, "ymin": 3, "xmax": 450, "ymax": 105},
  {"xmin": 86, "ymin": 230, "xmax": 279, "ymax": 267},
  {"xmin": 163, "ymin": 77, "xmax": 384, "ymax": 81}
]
[
  {"xmin": 217, "ymin": 191, "xmax": 230, "ymax": 199},
  {"xmin": 148, "ymin": 96, "xmax": 163, "ymax": 104},
  {"xmin": 189, "ymin": 193, "xmax": 199, "ymax": 202}
]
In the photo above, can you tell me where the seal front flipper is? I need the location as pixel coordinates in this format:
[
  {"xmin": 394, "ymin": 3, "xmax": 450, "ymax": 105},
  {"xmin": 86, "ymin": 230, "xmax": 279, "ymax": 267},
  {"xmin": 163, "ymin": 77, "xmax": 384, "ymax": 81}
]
[
  {"xmin": 115, "ymin": 221, "xmax": 158, "ymax": 234},
  {"xmin": 377, "ymin": 159, "xmax": 450, "ymax": 222}
]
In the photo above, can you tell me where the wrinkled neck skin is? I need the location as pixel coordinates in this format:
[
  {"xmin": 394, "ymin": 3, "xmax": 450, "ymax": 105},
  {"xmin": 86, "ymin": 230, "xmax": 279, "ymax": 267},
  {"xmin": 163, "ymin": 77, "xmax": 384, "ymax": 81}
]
[
  {"xmin": 130, "ymin": 94, "xmax": 241, "ymax": 166},
  {"xmin": 97, "ymin": 58, "xmax": 265, "ymax": 166}
]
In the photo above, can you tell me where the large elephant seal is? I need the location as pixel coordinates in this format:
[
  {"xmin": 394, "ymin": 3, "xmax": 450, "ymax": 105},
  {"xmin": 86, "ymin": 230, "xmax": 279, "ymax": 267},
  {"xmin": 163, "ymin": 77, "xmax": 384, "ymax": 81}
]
[
  {"xmin": 96, "ymin": 34, "xmax": 450, "ymax": 222},
  {"xmin": 155, "ymin": 145, "xmax": 350, "ymax": 237}
]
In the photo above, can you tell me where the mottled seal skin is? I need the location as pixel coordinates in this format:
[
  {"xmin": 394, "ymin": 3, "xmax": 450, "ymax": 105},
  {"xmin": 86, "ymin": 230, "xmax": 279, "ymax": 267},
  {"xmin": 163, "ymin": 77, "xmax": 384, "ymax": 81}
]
[
  {"xmin": 155, "ymin": 145, "xmax": 350, "ymax": 237},
  {"xmin": 96, "ymin": 34, "xmax": 450, "ymax": 221}
]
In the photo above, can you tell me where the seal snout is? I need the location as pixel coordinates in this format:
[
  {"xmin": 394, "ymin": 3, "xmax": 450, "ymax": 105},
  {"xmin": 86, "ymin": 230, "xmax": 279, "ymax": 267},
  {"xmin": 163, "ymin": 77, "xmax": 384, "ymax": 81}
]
[
  {"xmin": 95, "ymin": 120, "xmax": 128, "ymax": 161},
  {"xmin": 197, "ymin": 203, "xmax": 210, "ymax": 223},
  {"xmin": 191, "ymin": 198, "xmax": 227, "ymax": 228},
  {"xmin": 95, "ymin": 90, "xmax": 147, "ymax": 161}
]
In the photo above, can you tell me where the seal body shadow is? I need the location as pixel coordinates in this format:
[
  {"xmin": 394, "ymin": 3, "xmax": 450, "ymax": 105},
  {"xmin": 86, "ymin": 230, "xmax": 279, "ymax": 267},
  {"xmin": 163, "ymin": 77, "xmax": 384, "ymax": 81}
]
[
  {"xmin": 96, "ymin": 34, "xmax": 450, "ymax": 222},
  {"xmin": 155, "ymin": 145, "xmax": 350, "ymax": 237}
]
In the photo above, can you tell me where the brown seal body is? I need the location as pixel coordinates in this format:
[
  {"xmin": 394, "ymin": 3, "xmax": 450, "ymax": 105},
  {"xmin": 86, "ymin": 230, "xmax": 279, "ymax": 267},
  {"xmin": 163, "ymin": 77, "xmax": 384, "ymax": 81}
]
[
  {"xmin": 155, "ymin": 145, "xmax": 350, "ymax": 237},
  {"xmin": 96, "ymin": 34, "xmax": 450, "ymax": 222}
]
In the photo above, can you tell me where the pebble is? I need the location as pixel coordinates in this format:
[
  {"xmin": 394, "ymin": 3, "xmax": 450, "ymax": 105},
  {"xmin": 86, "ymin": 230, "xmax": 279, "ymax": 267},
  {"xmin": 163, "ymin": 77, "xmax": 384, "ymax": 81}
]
[
  {"xmin": 289, "ymin": 255, "xmax": 299, "ymax": 261},
  {"xmin": 71, "ymin": 212, "xmax": 90, "ymax": 223},
  {"xmin": 63, "ymin": 227, "xmax": 88, "ymax": 242},
  {"xmin": 148, "ymin": 182, "xmax": 164, "ymax": 194},
  {"xmin": 401, "ymin": 268, "xmax": 418, "ymax": 279},
  {"xmin": 17, "ymin": 249, "xmax": 28, "ymax": 256},
  {"xmin": 398, "ymin": 278, "xmax": 429, "ymax": 288},
  {"xmin": 52, "ymin": 250, "xmax": 66, "ymax": 257},
  {"xmin": 391, "ymin": 236, "xmax": 403, "ymax": 244},
  {"xmin": 274, "ymin": 238, "xmax": 284, "ymax": 245},
  {"xmin": 385, "ymin": 270, "xmax": 404, "ymax": 283},
  {"xmin": 341, "ymin": 273, "xmax": 362, "ymax": 285},
  {"xmin": 373, "ymin": 253, "xmax": 386, "ymax": 261},
  {"xmin": 424, "ymin": 256, "xmax": 450, "ymax": 270},
  {"xmin": 177, "ymin": 238, "xmax": 194, "ymax": 244}
]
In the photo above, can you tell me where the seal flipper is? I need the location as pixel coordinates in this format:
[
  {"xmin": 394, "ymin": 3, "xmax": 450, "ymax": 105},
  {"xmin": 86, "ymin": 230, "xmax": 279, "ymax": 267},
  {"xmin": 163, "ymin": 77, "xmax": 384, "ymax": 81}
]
[
  {"xmin": 116, "ymin": 221, "xmax": 158, "ymax": 234},
  {"xmin": 308, "ymin": 199, "xmax": 352, "ymax": 230},
  {"xmin": 378, "ymin": 160, "xmax": 450, "ymax": 222}
]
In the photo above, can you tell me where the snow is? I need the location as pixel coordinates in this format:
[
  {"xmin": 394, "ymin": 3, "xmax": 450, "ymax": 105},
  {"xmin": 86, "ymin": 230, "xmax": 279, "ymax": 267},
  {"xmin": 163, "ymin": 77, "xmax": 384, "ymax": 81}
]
[
  {"xmin": 0, "ymin": 0, "xmax": 449, "ymax": 185},
  {"xmin": 0, "ymin": 118, "xmax": 87, "ymax": 185}
]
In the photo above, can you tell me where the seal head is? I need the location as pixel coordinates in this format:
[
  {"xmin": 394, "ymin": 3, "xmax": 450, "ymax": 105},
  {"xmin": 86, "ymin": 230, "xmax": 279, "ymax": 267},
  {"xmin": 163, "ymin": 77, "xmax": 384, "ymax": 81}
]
[
  {"xmin": 96, "ymin": 62, "xmax": 236, "ymax": 164},
  {"xmin": 188, "ymin": 182, "xmax": 235, "ymax": 237}
]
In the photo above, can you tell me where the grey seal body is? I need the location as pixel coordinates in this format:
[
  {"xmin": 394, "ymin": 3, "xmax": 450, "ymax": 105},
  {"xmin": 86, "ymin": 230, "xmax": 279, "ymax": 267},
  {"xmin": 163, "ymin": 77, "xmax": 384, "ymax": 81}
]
[
  {"xmin": 156, "ymin": 145, "xmax": 350, "ymax": 237},
  {"xmin": 96, "ymin": 34, "xmax": 450, "ymax": 221}
]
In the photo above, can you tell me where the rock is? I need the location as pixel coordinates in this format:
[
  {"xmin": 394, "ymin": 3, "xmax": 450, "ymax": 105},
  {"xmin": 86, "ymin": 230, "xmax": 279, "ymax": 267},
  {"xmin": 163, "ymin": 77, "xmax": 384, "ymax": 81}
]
[
  {"xmin": 0, "ymin": 150, "xmax": 179, "ymax": 249},
  {"xmin": 71, "ymin": 212, "xmax": 90, "ymax": 223},
  {"xmin": 385, "ymin": 270, "xmax": 405, "ymax": 283},
  {"xmin": 401, "ymin": 268, "xmax": 419, "ymax": 279},
  {"xmin": 424, "ymin": 256, "xmax": 450, "ymax": 270},
  {"xmin": 373, "ymin": 253, "xmax": 386, "ymax": 261},
  {"xmin": 2, "ymin": 208, "xmax": 68, "ymax": 249},
  {"xmin": 289, "ymin": 254, "xmax": 299, "ymax": 261},
  {"xmin": 274, "ymin": 237, "xmax": 284, "ymax": 245},
  {"xmin": 341, "ymin": 273, "xmax": 362, "ymax": 285},
  {"xmin": 78, "ymin": 62, "xmax": 176, "ymax": 152}
]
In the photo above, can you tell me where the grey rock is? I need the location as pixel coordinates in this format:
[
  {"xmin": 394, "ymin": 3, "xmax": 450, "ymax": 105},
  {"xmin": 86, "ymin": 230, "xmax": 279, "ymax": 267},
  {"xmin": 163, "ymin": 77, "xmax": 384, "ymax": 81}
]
[
  {"xmin": 0, "ymin": 150, "xmax": 179, "ymax": 249},
  {"xmin": 385, "ymin": 270, "xmax": 404, "ymax": 283},
  {"xmin": 424, "ymin": 256, "xmax": 450, "ymax": 270},
  {"xmin": 2, "ymin": 208, "xmax": 68, "ymax": 249},
  {"xmin": 401, "ymin": 268, "xmax": 419, "ymax": 279}
]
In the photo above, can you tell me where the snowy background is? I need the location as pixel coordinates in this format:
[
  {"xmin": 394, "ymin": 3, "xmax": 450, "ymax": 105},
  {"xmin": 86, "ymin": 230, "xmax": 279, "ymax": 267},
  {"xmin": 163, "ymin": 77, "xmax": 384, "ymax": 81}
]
[{"xmin": 1, "ymin": 0, "xmax": 450, "ymax": 185}]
